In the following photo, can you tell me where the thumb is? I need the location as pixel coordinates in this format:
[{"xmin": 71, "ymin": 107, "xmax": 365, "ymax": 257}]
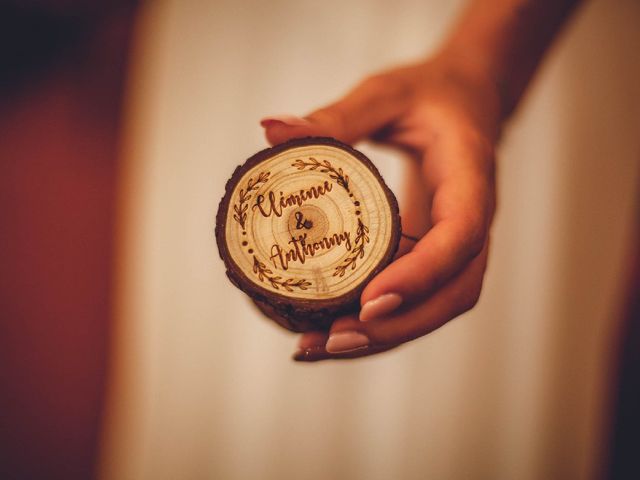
[{"xmin": 261, "ymin": 74, "xmax": 409, "ymax": 146}]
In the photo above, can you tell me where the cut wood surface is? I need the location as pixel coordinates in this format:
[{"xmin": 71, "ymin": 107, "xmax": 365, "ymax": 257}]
[{"xmin": 216, "ymin": 137, "xmax": 400, "ymax": 331}]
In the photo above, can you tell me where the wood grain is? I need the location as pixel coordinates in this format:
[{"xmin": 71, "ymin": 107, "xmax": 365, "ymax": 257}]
[{"xmin": 216, "ymin": 137, "xmax": 400, "ymax": 331}]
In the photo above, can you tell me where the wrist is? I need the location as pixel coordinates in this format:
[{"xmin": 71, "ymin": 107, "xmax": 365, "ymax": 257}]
[
  {"xmin": 413, "ymin": 50, "xmax": 505, "ymax": 142},
  {"xmin": 434, "ymin": 44, "xmax": 511, "ymax": 122}
]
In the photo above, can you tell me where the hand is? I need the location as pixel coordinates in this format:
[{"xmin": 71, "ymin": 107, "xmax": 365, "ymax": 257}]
[{"xmin": 261, "ymin": 53, "xmax": 501, "ymax": 361}]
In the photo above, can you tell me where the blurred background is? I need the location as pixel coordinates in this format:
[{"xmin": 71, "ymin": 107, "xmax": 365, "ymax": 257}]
[{"xmin": 1, "ymin": 1, "xmax": 639, "ymax": 479}]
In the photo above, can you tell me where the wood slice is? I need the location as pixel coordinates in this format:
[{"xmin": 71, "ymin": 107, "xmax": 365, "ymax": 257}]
[{"xmin": 215, "ymin": 137, "xmax": 401, "ymax": 332}]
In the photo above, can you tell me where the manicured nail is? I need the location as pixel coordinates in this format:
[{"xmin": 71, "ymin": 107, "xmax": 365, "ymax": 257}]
[
  {"xmin": 325, "ymin": 331, "xmax": 370, "ymax": 354},
  {"xmin": 260, "ymin": 115, "xmax": 311, "ymax": 128},
  {"xmin": 359, "ymin": 293, "xmax": 402, "ymax": 322},
  {"xmin": 292, "ymin": 346, "xmax": 328, "ymax": 362}
]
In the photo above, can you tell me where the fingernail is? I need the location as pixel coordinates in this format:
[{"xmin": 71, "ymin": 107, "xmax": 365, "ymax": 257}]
[
  {"xmin": 292, "ymin": 346, "xmax": 328, "ymax": 362},
  {"xmin": 260, "ymin": 114, "xmax": 311, "ymax": 128},
  {"xmin": 359, "ymin": 293, "xmax": 403, "ymax": 322},
  {"xmin": 325, "ymin": 331, "xmax": 370, "ymax": 354}
]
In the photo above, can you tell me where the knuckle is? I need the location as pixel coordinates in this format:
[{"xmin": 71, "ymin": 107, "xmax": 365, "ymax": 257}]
[
  {"xmin": 359, "ymin": 73, "xmax": 393, "ymax": 92},
  {"xmin": 312, "ymin": 107, "xmax": 349, "ymax": 138},
  {"xmin": 463, "ymin": 214, "xmax": 488, "ymax": 258},
  {"xmin": 459, "ymin": 283, "xmax": 483, "ymax": 313},
  {"xmin": 470, "ymin": 131, "xmax": 495, "ymax": 158},
  {"xmin": 457, "ymin": 127, "xmax": 497, "ymax": 173}
]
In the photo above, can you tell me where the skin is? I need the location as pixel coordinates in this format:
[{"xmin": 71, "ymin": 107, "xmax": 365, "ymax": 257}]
[{"xmin": 262, "ymin": 0, "xmax": 582, "ymax": 361}]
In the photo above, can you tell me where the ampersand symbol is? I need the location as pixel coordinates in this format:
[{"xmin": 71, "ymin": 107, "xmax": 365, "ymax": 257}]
[{"xmin": 295, "ymin": 211, "xmax": 313, "ymax": 230}]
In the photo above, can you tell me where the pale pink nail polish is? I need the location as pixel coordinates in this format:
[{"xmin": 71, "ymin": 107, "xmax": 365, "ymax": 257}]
[
  {"xmin": 260, "ymin": 115, "xmax": 311, "ymax": 128},
  {"xmin": 325, "ymin": 331, "xmax": 370, "ymax": 354},
  {"xmin": 359, "ymin": 293, "xmax": 403, "ymax": 322}
]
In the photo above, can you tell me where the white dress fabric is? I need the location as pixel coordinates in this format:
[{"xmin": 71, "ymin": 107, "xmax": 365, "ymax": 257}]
[{"xmin": 100, "ymin": 0, "xmax": 640, "ymax": 479}]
